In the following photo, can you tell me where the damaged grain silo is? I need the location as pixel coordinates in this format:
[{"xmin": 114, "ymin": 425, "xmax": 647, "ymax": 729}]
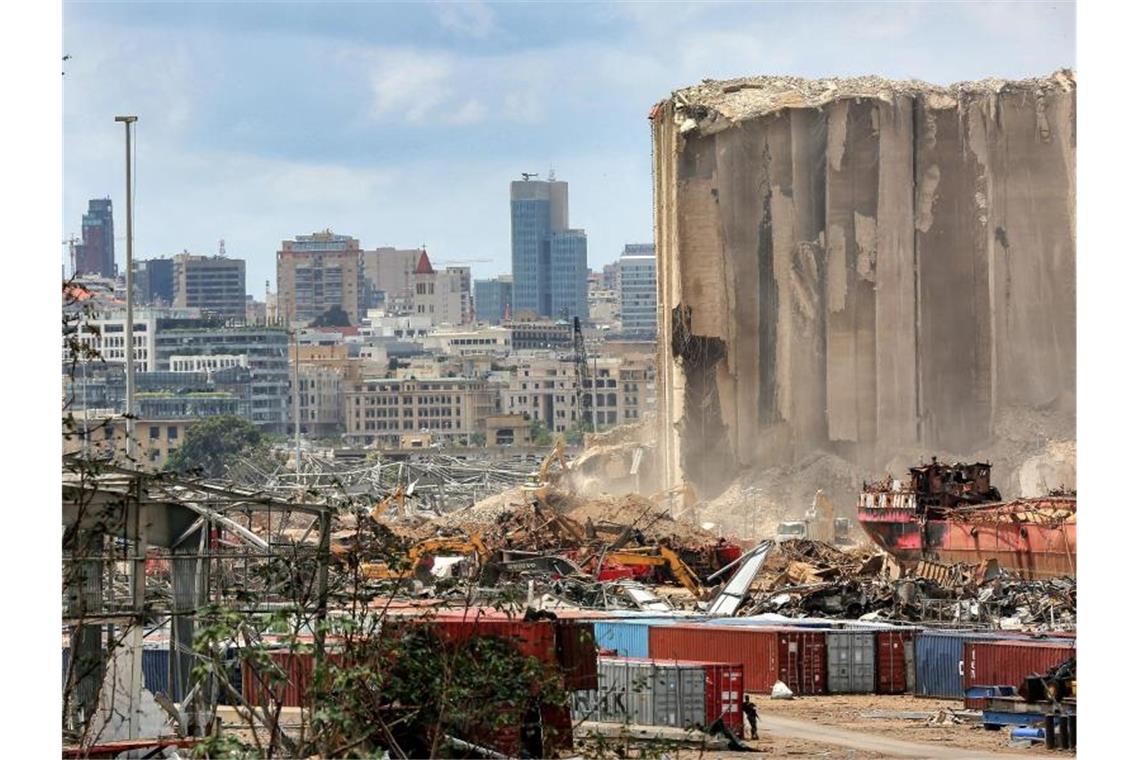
[{"xmin": 651, "ymin": 71, "xmax": 1075, "ymax": 498}]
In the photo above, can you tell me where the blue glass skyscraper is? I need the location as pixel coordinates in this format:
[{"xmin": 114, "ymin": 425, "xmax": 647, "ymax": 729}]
[{"xmin": 510, "ymin": 178, "xmax": 587, "ymax": 320}]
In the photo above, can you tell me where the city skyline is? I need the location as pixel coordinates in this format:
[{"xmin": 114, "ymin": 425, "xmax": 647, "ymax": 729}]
[{"xmin": 62, "ymin": 1, "xmax": 1074, "ymax": 296}]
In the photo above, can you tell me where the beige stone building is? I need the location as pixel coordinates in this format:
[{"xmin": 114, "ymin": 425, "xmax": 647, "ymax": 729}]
[
  {"xmin": 498, "ymin": 353, "xmax": 656, "ymax": 434},
  {"xmin": 361, "ymin": 246, "xmax": 422, "ymax": 313},
  {"xmin": 64, "ymin": 414, "xmax": 193, "ymax": 470},
  {"xmin": 411, "ymin": 251, "xmax": 473, "ymax": 325},
  {"xmin": 288, "ymin": 344, "xmax": 386, "ymax": 438},
  {"xmin": 344, "ymin": 377, "xmax": 498, "ymax": 448},
  {"xmin": 276, "ymin": 231, "xmax": 362, "ymax": 326}
]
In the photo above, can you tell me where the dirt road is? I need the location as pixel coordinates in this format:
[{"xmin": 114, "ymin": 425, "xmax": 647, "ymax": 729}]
[{"xmin": 759, "ymin": 714, "xmax": 1024, "ymax": 759}]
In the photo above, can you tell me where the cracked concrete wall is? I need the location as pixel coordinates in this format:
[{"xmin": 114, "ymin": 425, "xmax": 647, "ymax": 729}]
[{"xmin": 653, "ymin": 73, "xmax": 1075, "ymax": 495}]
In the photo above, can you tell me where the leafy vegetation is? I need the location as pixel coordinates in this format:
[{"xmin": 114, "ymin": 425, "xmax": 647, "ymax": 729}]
[
  {"xmin": 309, "ymin": 306, "xmax": 352, "ymax": 328},
  {"xmin": 165, "ymin": 415, "xmax": 264, "ymax": 477}
]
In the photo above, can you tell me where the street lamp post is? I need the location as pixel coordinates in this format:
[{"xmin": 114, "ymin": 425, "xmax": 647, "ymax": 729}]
[
  {"xmin": 292, "ymin": 329, "xmax": 302, "ymax": 474},
  {"xmin": 115, "ymin": 115, "xmax": 138, "ymax": 459},
  {"xmin": 114, "ymin": 114, "xmax": 143, "ymax": 742}
]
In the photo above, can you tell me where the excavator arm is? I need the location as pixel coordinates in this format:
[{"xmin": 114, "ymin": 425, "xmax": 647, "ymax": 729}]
[
  {"xmin": 598, "ymin": 547, "xmax": 705, "ymax": 599},
  {"xmin": 361, "ymin": 534, "xmax": 489, "ymax": 580}
]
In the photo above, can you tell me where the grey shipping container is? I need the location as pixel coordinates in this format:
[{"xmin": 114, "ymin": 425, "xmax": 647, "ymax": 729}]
[
  {"xmin": 573, "ymin": 658, "xmax": 706, "ymax": 729},
  {"xmin": 827, "ymin": 631, "xmax": 876, "ymax": 693}
]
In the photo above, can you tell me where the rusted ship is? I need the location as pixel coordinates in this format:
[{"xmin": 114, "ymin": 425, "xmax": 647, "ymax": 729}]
[{"xmin": 857, "ymin": 459, "xmax": 1075, "ymax": 579}]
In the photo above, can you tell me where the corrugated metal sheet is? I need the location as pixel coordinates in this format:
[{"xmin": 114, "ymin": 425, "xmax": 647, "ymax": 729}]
[
  {"xmin": 649, "ymin": 625, "xmax": 826, "ymax": 695},
  {"xmin": 143, "ymin": 648, "xmax": 170, "ymax": 698},
  {"xmin": 702, "ymin": 662, "xmax": 745, "ymax": 733},
  {"xmin": 776, "ymin": 629, "xmax": 828, "ymax": 695},
  {"xmin": 875, "ymin": 630, "xmax": 915, "ymax": 694},
  {"xmin": 555, "ymin": 620, "xmax": 598, "ymax": 690},
  {"xmin": 964, "ymin": 640, "xmax": 1075, "ymax": 691},
  {"xmin": 64, "ymin": 646, "xmax": 177, "ymax": 699},
  {"xmin": 706, "ymin": 616, "xmax": 836, "ymax": 628},
  {"xmin": 915, "ymin": 631, "xmax": 1012, "ymax": 698},
  {"xmin": 650, "ymin": 626, "xmax": 776, "ymax": 693},
  {"xmin": 592, "ymin": 619, "xmax": 677, "ymax": 658},
  {"xmin": 826, "ymin": 631, "xmax": 876, "ymax": 693},
  {"xmin": 572, "ymin": 657, "xmax": 743, "ymax": 732},
  {"xmin": 916, "ymin": 631, "xmax": 1073, "ymax": 699}
]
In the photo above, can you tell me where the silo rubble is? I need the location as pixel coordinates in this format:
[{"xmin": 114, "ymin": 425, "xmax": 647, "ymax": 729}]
[{"xmin": 651, "ymin": 71, "xmax": 1075, "ymax": 500}]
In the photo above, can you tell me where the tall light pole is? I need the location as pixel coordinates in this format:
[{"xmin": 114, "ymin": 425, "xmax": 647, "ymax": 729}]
[
  {"xmin": 292, "ymin": 329, "xmax": 302, "ymax": 474},
  {"xmin": 115, "ymin": 115, "xmax": 138, "ymax": 459}
]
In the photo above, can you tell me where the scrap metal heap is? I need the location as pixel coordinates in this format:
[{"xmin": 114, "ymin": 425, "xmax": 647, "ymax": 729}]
[{"xmin": 735, "ymin": 539, "xmax": 1074, "ymax": 629}]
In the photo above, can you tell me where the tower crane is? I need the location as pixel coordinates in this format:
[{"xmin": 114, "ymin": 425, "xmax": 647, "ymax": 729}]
[
  {"xmin": 63, "ymin": 235, "xmax": 80, "ymax": 277},
  {"xmin": 521, "ymin": 172, "xmax": 538, "ymax": 181}
]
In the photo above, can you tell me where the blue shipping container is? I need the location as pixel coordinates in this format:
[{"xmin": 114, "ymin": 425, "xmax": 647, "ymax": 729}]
[
  {"xmin": 593, "ymin": 619, "xmax": 679, "ymax": 658},
  {"xmin": 143, "ymin": 648, "xmax": 171, "ymax": 698},
  {"xmin": 916, "ymin": 631, "xmax": 1076, "ymax": 699}
]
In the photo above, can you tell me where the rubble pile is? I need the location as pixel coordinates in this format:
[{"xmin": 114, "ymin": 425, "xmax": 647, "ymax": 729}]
[{"xmin": 735, "ymin": 540, "xmax": 1075, "ymax": 630}]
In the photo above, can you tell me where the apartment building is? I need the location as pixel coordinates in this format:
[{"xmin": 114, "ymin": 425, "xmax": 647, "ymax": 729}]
[
  {"xmin": 277, "ymin": 231, "xmax": 363, "ymax": 326},
  {"xmin": 344, "ymin": 377, "xmax": 498, "ymax": 448}
]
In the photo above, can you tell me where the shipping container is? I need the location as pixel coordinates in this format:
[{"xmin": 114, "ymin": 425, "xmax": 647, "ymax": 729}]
[
  {"xmin": 705, "ymin": 615, "xmax": 836, "ymax": 629},
  {"xmin": 915, "ymin": 631, "xmax": 1074, "ymax": 699},
  {"xmin": 826, "ymin": 631, "xmax": 876, "ymax": 693},
  {"xmin": 649, "ymin": 625, "xmax": 826, "ymax": 695},
  {"xmin": 573, "ymin": 657, "xmax": 743, "ymax": 733},
  {"xmin": 592, "ymin": 619, "xmax": 678, "ymax": 658},
  {"xmin": 875, "ymin": 629, "xmax": 916, "ymax": 694},
  {"xmin": 142, "ymin": 648, "xmax": 170, "ymax": 698},
  {"xmin": 555, "ymin": 620, "xmax": 599, "ymax": 690},
  {"xmin": 964, "ymin": 640, "xmax": 1075, "ymax": 697}
]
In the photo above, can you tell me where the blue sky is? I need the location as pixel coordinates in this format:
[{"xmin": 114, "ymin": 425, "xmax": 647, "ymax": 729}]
[{"xmin": 62, "ymin": 0, "xmax": 1074, "ymax": 294}]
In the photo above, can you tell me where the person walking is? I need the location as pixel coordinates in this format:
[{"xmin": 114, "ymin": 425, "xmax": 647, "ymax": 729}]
[{"xmin": 743, "ymin": 695, "xmax": 759, "ymax": 739}]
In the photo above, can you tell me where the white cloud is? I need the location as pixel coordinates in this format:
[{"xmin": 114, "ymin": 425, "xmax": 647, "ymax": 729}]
[
  {"xmin": 367, "ymin": 49, "xmax": 458, "ymax": 123},
  {"xmin": 434, "ymin": 1, "xmax": 496, "ymax": 39}
]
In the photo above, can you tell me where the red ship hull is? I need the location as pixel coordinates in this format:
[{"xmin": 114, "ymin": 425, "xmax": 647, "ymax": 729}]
[{"xmin": 857, "ymin": 496, "xmax": 1076, "ymax": 580}]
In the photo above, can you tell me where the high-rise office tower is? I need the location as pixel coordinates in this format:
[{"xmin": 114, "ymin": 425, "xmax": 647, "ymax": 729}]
[
  {"xmin": 276, "ymin": 231, "xmax": 362, "ymax": 326},
  {"xmin": 173, "ymin": 252, "xmax": 247, "ymax": 320},
  {"xmin": 474, "ymin": 275, "xmax": 513, "ymax": 324},
  {"xmin": 135, "ymin": 258, "xmax": 175, "ymax": 306},
  {"xmin": 74, "ymin": 198, "xmax": 115, "ymax": 277},
  {"xmin": 510, "ymin": 177, "xmax": 587, "ymax": 320},
  {"xmin": 617, "ymin": 243, "xmax": 657, "ymax": 335}
]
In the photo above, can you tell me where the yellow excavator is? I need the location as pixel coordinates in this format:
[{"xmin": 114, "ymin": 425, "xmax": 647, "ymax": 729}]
[
  {"xmin": 360, "ymin": 534, "xmax": 492, "ymax": 581},
  {"xmin": 803, "ymin": 490, "xmax": 852, "ymax": 545},
  {"xmin": 648, "ymin": 481, "xmax": 698, "ymax": 511},
  {"xmin": 592, "ymin": 545, "xmax": 706, "ymax": 599}
]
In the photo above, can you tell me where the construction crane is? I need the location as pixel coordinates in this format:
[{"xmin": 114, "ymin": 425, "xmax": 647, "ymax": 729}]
[
  {"xmin": 521, "ymin": 172, "xmax": 538, "ymax": 181},
  {"xmin": 572, "ymin": 316, "xmax": 595, "ymax": 433},
  {"xmin": 63, "ymin": 236, "xmax": 80, "ymax": 277},
  {"xmin": 437, "ymin": 258, "xmax": 492, "ymax": 266}
]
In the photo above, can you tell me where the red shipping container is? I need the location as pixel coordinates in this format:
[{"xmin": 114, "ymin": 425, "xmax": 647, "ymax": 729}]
[
  {"xmin": 875, "ymin": 629, "xmax": 915, "ymax": 694},
  {"xmin": 964, "ymin": 639, "xmax": 1075, "ymax": 707},
  {"xmin": 554, "ymin": 619, "xmax": 599, "ymax": 691},
  {"xmin": 427, "ymin": 615, "xmax": 558, "ymax": 665},
  {"xmin": 242, "ymin": 651, "xmax": 315, "ymax": 708},
  {"xmin": 649, "ymin": 625, "xmax": 827, "ymax": 695},
  {"xmin": 696, "ymin": 661, "xmax": 744, "ymax": 734}
]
